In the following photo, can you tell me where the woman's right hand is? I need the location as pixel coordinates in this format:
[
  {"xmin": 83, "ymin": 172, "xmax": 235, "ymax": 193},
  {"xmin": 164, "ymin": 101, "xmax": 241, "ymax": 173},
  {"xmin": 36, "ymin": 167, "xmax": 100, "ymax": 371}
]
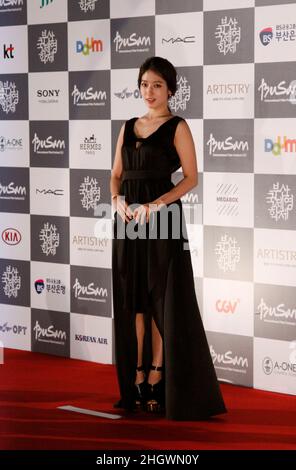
[{"xmin": 113, "ymin": 195, "xmax": 133, "ymax": 223}]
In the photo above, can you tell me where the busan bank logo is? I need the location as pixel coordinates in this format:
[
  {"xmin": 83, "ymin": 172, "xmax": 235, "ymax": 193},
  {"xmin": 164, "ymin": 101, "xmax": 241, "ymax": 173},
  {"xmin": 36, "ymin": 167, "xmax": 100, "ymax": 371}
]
[
  {"xmin": 260, "ymin": 27, "xmax": 273, "ymax": 46},
  {"xmin": 35, "ymin": 279, "xmax": 45, "ymax": 294},
  {"xmin": 76, "ymin": 37, "xmax": 103, "ymax": 55},
  {"xmin": 0, "ymin": 81, "xmax": 19, "ymax": 114}
]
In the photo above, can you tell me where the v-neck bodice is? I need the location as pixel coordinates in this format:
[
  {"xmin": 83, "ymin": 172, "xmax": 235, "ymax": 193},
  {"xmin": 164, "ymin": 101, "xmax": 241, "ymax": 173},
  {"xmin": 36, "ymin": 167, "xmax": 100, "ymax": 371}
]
[{"xmin": 119, "ymin": 115, "xmax": 184, "ymax": 204}]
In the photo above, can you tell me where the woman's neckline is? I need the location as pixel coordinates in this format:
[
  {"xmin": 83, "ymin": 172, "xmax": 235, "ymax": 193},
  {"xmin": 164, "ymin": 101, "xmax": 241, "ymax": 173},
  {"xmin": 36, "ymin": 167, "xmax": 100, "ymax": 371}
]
[{"xmin": 132, "ymin": 115, "xmax": 177, "ymax": 140}]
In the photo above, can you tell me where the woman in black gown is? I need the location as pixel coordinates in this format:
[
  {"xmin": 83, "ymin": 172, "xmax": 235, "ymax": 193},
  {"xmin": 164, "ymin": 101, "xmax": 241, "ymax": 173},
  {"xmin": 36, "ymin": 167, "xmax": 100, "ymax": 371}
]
[{"xmin": 110, "ymin": 56, "xmax": 226, "ymax": 420}]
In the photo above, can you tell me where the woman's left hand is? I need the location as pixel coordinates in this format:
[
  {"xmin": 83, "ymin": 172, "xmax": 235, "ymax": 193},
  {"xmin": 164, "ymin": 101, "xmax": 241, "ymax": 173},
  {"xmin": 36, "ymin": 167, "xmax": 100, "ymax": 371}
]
[{"xmin": 133, "ymin": 200, "xmax": 166, "ymax": 225}]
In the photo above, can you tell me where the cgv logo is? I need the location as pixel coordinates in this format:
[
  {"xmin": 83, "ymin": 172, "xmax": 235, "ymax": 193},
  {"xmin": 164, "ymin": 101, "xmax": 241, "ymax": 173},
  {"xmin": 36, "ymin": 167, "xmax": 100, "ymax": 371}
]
[{"xmin": 216, "ymin": 299, "xmax": 239, "ymax": 314}]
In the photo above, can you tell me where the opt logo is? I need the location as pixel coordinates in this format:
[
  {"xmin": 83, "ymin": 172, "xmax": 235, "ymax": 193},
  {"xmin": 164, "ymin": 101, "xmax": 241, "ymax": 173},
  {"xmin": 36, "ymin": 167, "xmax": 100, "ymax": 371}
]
[
  {"xmin": 2, "ymin": 228, "xmax": 21, "ymax": 246},
  {"xmin": 216, "ymin": 299, "xmax": 239, "ymax": 314}
]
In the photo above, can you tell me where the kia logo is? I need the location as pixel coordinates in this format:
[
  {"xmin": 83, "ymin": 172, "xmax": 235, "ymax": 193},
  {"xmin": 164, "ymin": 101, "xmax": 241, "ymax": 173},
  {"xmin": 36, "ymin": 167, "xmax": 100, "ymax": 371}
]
[{"xmin": 2, "ymin": 228, "xmax": 21, "ymax": 245}]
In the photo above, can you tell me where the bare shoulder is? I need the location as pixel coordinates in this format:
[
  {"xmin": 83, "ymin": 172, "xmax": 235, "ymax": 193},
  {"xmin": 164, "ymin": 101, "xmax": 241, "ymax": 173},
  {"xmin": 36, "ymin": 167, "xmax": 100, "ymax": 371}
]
[{"xmin": 174, "ymin": 118, "xmax": 193, "ymax": 143}]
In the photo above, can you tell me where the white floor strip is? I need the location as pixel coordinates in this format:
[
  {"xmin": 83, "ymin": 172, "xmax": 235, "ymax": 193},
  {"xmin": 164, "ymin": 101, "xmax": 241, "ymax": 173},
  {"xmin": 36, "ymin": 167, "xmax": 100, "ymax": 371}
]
[{"xmin": 58, "ymin": 405, "xmax": 122, "ymax": 420}]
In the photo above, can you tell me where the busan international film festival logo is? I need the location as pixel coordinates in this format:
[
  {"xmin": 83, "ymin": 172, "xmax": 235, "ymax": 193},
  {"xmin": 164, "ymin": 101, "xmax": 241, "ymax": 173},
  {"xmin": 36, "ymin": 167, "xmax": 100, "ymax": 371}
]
[
  {"xmin": 215, "ymin": 234, "xmax": 240, "ymax": 272},
  {"xmin": 266, "ymin": 182, "xmax": 293, "ymax": 222},
  {"xmin": 39, "ymin": 222, "xmax": 60, "ymax": 256},
  {"xmin": 79, "ymin": 176, "xmax": 100, "ymax": 212},
  {"xmin": 0, "ymin": 80, "xmax": 19, "ymax": 114},
  {"xmin": 37, "ymin": 29, "xmax": 57, "ymax": 64},
  {"xmin": 78, "ymin": 0, "xmax": 98, "ymax": 13},
  {"xmin": 1, "ymin": 265, "xmax": 21, "ymax": 298},
  {"xmin": 215, "ymin": 16, "xmax": 241, "ymax": 55},
  {"xmin": 169, "ymin": 74, "xmax": 191, "ymax": 113}
]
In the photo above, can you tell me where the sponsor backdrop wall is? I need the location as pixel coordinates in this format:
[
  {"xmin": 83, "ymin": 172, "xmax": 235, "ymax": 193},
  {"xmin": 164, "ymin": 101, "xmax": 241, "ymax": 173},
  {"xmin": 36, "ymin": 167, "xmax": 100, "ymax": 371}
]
[{"xmin": 0, "ymin": 0, "xmax": 296, "ymax": 396}]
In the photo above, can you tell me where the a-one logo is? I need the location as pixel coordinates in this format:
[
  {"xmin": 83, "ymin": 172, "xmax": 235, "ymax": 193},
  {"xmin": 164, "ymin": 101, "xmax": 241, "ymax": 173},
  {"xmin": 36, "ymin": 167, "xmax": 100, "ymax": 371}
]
[
  {"xmin": 32, "ymin": 132, "xmax": 65, "ymax": 155},
  {"xmin": 72, "ymin": 277, "xmax": 108, "ymax": 302},
  {"xmin": 265, "ymin": 136, "xmax": 296, "ymax": 156},
  {"xmin": 256, "ymin": 298, "xmax": 296, "ymax": 323},
  {"xmin": 260, "ymin": 27, "xmax": 273, "ymax": 46},
  {"xmin": 79, "ymin": 176, "xmax": 100, "ymax": 211},
  {"xmin": 1, "ymin": 228, "xmax": 21, "ymax": 246},
  {"xmin": 207, "ymin": 133, "xmax": 249, "ymax": 158},
  {"xmin": 0, "ymin": 136, "xmax": 23, "ymax": 152},
  {"xmin": 169, "ymin": 75, "xmax": 191, "ymax": 112},
  {"xmin": 0, "ymin": 81, "xmax": 19, "ymax": 114},
  {"xmin": 0, "ymin": 322, "xmax": 27, "ymax": 335},
  {"xmin": 75, "ymin": 334, "xmax": 108, "ymax": 345},
  {"xmin": 33, "ymin": 320, "xmax": 67, "ymax": 344},
  {"xmin": 76, "ymin": 37, "xmax": 103, "ymax": 55},
  {"xmin": 114, "ymin": 87, "xmax": 141, "ymax": 100},
  {"xmin": 113, "ymin": 31, "xmax": 151, "ymax": 53},
  {"xmin": 80, "ymin": 134, "xmax": 101, "ymax": 154},
  {"xmin": 34, "ymin": 278, "xmax": 45, "ymax": 294},
  {"xmin": 0, "ymin": 181, "xmax": 26, "ymax": 200},
  {"xmin": 37, "ymin": 29, "xmax": 57, "ymax": 64},
  {"xmin": 36, "ymin": 188, "xmax": 64, "ymax": 196},
  {"xmin": 266, "ymin": 182, "xmax": 293, "ymax": 222},
  {"xmin": 215, "ymin": 234, "xmax": 240, "ymax": 272},
  {"xmin": 258, "ymin": 78, "xmax": 296, "ymax": 104},
  {"xmin": 3, "ymin": 43, "xmax": 14, "ymax": 59},
  {"xmin": 216, "ymin": 299, "xmax": 239, "ymax": 314},
  {"xmin": 210, "ymin": 345, "xmax": 248, "ymax": 369},
  {"xmin": 71, "ymin": 84, "xmax": 106, "ymax": 106},
  {"xmin": 162, "ymin": 36, "xmax": 196, "ymax": 45},
  {"xmin": 79, "ymin": 0, "xmax": 98, "ymax": 13},
  {"xmin": 215, "ymin": 16, "xmax": 241, "ymax": 55},
  {"xmin": 1, "ymin": 265, "xmax": 21, "ymax": 298},
  {"xmin": 39, "ymin": 222, "xmax": 60, "ymax": 256},
  {"xmin": 262, "ymin": 356, "xmax": 273, "ymax": 375}
]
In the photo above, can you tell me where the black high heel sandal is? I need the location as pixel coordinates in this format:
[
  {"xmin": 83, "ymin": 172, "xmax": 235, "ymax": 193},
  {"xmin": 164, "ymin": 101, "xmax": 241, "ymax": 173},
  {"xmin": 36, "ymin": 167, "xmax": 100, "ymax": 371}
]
[
  {"xmin": 134, "ymin": 365, "xmax": 148, "ymax": 408},
  {"xmin": 146, "ymin": 365, "xmax": 165, "ymax": 413}
]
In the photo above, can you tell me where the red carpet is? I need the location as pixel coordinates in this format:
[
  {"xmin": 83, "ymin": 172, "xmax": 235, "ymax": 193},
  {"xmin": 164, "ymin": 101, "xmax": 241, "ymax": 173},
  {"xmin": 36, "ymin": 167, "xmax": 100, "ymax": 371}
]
[{"xmin": 0, "ymin": 349, "xmax": 295, "ymax": 450}]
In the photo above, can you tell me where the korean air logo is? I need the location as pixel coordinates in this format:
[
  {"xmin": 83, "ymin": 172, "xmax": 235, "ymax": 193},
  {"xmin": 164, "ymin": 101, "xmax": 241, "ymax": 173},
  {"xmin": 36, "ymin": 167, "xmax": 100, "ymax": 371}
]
[{"xmin": 260, "ymin": 27, "xmax": 273, "ymax": 46}]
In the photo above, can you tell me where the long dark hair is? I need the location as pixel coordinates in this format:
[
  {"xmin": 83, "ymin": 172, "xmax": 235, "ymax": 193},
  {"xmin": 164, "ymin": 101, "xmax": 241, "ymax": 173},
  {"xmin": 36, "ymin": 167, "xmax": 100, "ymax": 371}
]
[{"xmin": 137, "ymin": 56, "xmax": 177, "ymax": 96}]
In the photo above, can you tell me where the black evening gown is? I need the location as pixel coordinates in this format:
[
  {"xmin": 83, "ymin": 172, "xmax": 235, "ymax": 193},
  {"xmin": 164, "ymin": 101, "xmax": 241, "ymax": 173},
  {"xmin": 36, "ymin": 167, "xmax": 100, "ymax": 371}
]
[{"xmin": 112, "ymin": 115, "xmax": 226, "ymax": 420}]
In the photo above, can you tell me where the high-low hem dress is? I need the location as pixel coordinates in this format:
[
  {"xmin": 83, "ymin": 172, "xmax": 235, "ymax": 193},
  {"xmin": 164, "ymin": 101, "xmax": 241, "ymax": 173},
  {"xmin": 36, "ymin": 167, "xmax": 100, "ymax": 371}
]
[{"xmin": 112, "ymin": 115, "xmax": 227, "ymax": 421}]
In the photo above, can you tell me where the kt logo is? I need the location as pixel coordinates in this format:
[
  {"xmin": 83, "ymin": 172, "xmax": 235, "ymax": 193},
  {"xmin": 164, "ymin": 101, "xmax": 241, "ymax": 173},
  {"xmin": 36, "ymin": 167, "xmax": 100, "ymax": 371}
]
[{"xmin": 3, "ymin": 44, "xmax": 14, "ymax": 59}]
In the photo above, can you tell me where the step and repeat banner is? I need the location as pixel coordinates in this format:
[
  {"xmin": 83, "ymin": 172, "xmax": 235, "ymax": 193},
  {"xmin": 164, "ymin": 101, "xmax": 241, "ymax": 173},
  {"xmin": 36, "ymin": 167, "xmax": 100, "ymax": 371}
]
[{"xmin": 0, "ymin": 0, "xmax": 296, "ymax": 396}]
